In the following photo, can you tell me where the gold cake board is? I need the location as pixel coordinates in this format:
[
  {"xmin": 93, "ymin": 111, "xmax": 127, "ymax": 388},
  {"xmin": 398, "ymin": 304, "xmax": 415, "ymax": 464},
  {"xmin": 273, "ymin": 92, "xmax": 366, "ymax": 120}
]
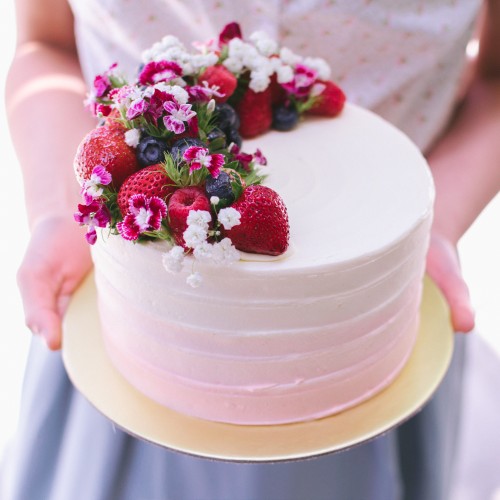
[{"xmin": 62, "ymin": 272, "xmax": 453, "ymax": 462}]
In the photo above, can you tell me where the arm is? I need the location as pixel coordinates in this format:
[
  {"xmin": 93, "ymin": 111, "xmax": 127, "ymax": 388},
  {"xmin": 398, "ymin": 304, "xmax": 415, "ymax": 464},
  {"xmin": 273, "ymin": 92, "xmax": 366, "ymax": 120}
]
[
  {"xmin": 425, "ymin": 0, "xmax": 500, "ymax": 332},
  {"xmin": 7, "ymin": 0, "xmax": 96, "ymax": 349}
]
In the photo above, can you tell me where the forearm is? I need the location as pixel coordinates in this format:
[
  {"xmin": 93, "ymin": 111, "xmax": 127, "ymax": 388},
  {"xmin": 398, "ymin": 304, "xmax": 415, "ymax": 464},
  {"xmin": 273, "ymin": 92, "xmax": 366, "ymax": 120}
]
[
  {"xmin": 427, "ymin": 78, "xmax": 500, "ymax": 244},
  {"xmin": 6, "ymin": 42, "xmax": 96, "ymax": 228}
]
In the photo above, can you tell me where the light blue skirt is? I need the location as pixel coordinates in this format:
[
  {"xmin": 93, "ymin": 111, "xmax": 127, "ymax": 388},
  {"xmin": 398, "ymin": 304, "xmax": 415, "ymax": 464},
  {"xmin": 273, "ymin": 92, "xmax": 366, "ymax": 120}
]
[{"xmin": 0, "ymin": 336, "xmax": 466, "ymax": 500}]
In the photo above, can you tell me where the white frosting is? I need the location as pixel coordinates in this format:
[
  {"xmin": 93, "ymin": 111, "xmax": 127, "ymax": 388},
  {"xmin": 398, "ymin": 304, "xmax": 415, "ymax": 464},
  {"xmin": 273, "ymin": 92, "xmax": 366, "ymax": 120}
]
[{"xmin": 91, "ymin": 104, "xmax": 434, "ymax": 424}]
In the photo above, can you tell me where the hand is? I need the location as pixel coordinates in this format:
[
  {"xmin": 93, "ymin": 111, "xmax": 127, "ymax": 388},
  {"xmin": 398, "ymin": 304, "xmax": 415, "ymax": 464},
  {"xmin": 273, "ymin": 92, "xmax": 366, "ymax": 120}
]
[
  {"xmin": 426, "ymin": 231, "xmax": 475, "ymax": 333},
  {"xmin": 17, "ymin": 215, "xmax": 92, "ymax": 350}
]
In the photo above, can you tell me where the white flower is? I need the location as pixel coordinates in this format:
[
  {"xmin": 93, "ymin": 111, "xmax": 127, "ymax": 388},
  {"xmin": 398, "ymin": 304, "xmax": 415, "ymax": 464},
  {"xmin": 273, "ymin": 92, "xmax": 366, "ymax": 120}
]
[
  {"xmin": 211, "ymin": 238, "xmax": 241, "ymax": 265},
  {"xmin": 186, "ymin": 210, "xmax": 212, "ymax": 230},
  {"xmin": 162, "ymin": 246, "xmax": 185, "ymax": 273},
  {"xmin": 223, "ymin": 56, "xmax": 244, "ymax": 74},
  {"xmin": 279, "ymin": 47, "xmax": 302, "ymax": 66},
  {"xmin": 183, "ymin": 224, "xmax": 208, "ymax": 249},
  {"xmin": 303, "ymin": 57, "xmax": 331, "ymax": 80},
  {"xmin": 249, "ymin": 31, "xmax": 278, "ymax": 57},
  {"xmin": 276, "ymin": 64, "xmax": 294, "ymax": 84},
  {"xmin": 186, "ymin": 272, "xmax": 203, "ymax": 288},
  {"xmin": 189, "ymin": 52, "xmax": 219, "ymax": 71},
  {"xmin": 217, "ymin": 207, "xmax": 241, "ymax": 230},
  {"xmin": 193, "ymin": 241, "xmax": 213, "ymax": 262},
  {"xmin": 124, "ymin": 128, "xmax": 141, "ymax": 148},
  {"xmin": 249, "ymin": 70, "xmax": 271, "ymax": 92},
  {"xmin": 210, "ymin": 196, "xmax": 220, "ymax": 206}
]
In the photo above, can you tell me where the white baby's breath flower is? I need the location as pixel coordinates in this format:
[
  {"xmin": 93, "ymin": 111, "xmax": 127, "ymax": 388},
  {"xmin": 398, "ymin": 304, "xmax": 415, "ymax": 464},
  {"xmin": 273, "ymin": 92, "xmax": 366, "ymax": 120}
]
[
  {"xmin": 279, "ymin": 47, "xmax": 303, "ymax": 66},
  {"xmin": 249, "ymin": 70, "xmax": 271, "ymax": 92},
  {"xmin": 210, "ymin": 196, "xmax": 220, "ymax": 205},
  {"xmin": 276, "ymin": 64, "xmax": 294, "ymax": 84},
  {"xmin": 189, "ymin": 52, "xmax": 219, "ymax": 71},
  {"xmin": 193, "ymin": 241, "xmax": 213, "ymax": 262},
  {"xmin": 211, "ymin": 238, "xmax": 241, "ymax": 265},
  {"xmin": 124, "ymin": 128, "xmax": 141, "ymax": 148},
  {"xmin": 249, "ymin": 31, "xmax": 279, "ymax": 57},
  {"xmin": 223, "ymin": 56, "xmax": 244, "ymax": 74},
  {"xmin": 217, "ymin": 207, "xmax": 241, "ymax": 230},
  {"xmin": 303, "ymin": 56, "xmax": 331, "ymax": 80},
  {"xmin": 183, "ymin": 224, "xmax": 208, "ymax": 249},
  {"xmin": 162, "ymin": 246, "xmax": 185, "ymax": 273},
  {"xmin": 186, "ymin": 210, "xmax": 212, "ymax": 230},
  {"xmin": 186, "ymin": 272, "xmax": 203, "ymax": 288}
]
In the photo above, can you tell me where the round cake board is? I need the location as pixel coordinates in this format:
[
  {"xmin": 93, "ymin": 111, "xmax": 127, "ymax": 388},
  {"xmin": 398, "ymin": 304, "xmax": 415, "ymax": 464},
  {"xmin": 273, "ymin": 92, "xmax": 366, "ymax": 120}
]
[{"xmin": 62, "ymin": 272, "xmax": 453, "ymax": 463}]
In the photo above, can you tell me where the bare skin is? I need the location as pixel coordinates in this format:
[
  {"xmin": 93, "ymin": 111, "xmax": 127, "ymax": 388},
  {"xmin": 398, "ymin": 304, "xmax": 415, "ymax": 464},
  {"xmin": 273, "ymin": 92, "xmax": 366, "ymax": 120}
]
[{"xmin": 7, "ymin": 0, "xmax": 500, "ymax": 350}]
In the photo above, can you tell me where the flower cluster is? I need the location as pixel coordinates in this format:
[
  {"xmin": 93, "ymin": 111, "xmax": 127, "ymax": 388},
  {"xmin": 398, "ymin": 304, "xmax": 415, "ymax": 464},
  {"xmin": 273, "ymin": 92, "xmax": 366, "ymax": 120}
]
[{"xmin": 162, "ymin": 207, "xmax": 241, "ymax": 287}]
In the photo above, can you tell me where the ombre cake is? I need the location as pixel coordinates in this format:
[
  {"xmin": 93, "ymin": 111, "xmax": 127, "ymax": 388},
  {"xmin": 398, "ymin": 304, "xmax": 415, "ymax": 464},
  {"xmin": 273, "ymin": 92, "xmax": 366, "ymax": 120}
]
[{"xmin": 90, "ymin": 103, "xmax": 434, "ymax": 425}]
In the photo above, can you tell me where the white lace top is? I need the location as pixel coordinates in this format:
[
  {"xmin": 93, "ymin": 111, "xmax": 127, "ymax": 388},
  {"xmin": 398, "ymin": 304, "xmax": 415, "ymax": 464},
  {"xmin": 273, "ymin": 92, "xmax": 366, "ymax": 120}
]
[{"xmin": 68, "ymin": 0, "xmax": 481, "ymax": 151}]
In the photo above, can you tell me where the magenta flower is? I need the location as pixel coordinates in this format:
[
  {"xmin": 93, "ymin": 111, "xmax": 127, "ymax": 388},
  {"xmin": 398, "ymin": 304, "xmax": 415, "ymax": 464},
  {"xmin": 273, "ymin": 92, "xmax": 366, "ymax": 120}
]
[
  {"xmin": 74, "ymin": 200, "xmax": 111, "ymax": 245},
  {"xmin": 116, "ymin": 194, "xmax": 167, "ymax": 241},
  {"xmin": 183, "ymin": 146, "xmax": 225, "ymax": 177},
  {"xmin": 144, "ymin": 89, "xmax": 173, "ymax": 124},
  {"xmin": 138, "ymin": 60, "xmax": 182, "ymax": 86},
  {"xmin": 229, "ymin": 144, "xmax": 267, "ymax": 172},
  {"xmin": 163, "ymin": 101, "xmax": 197, "ymax": 134},
  {"xmin": 93, "ymin": 74, "xmax": 111, "ymax": 98},
  {"xmin": 81, "ymin": 165, "xmax": 112, "ymax": 205},
  {"xmin": 281, "ymin": 64, "xmax": 318, "ymax": 98},
  {"xmin": 219, "ymin": 22, "xmax": 242, "ymax": 45}
]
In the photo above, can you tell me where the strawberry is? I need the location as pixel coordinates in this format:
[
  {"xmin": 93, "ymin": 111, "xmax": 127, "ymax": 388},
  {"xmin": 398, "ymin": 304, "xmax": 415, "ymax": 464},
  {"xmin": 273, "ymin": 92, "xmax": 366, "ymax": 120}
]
[
  {"xmin": 74, "ymin": 126, "xmax": 139, "ymax": 189},
  {"xmin": 167, "ymin": 186, "xmax": 212, "ymax": 246},
  {"xmin": 235, "ymin": 87, "xmax": 273, "ymax": 138},
  {"xmin": 306, "ymin": 80, "xmax": 346, "ymax": 117},
  {"xmin": 117, "ymin": 164, "xmax": 177, "ymax": 216},
  {"xmin": 199, "ymin": 65, "xmax": 238, "ymax": 103},
  {"xmin": 225, "ymin": 185, "xmax": 289, "ymax": 256}
]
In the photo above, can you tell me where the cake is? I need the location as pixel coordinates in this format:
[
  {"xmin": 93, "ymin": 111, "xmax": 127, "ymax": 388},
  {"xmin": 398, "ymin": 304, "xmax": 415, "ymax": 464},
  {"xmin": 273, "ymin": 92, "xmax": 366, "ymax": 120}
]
[{"xmin": 74, "ymin": 24, "xmax": 434, "ymax": 425}]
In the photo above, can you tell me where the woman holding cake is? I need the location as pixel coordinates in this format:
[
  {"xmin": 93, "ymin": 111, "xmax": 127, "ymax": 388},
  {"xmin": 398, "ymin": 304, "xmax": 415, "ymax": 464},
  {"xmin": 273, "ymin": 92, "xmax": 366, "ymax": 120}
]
[{"xmin": 2, "ymin": 0, "xmax": 499, "ymax": 499}]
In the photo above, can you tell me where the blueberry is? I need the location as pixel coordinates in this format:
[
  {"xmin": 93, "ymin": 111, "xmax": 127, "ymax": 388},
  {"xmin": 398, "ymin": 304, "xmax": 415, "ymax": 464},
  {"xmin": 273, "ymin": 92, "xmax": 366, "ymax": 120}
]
[
  {"xmin": 225, "ymin": 127, "xmax": 242, "ymax": 149},
  {"xmin": 170, "ymin": 137, "xmax": 206, "ymax": 164},
  {"xmin": 214, "ymin": 103, "xmax": 240, "ymax": 132},
  {"xmin": 207, "ymin": 127, "xmax": 227, "ymax": 147},
  {"xmin": 137, "ymin": 136, "xmax": 169, "ymax": 166},
  {"xmin": 272, "ymin": 104, "xmax": 299, "ymax": 131},
  {"xmin": 205, "ymin": 171, "xmax": 235, "ymax": 207}
]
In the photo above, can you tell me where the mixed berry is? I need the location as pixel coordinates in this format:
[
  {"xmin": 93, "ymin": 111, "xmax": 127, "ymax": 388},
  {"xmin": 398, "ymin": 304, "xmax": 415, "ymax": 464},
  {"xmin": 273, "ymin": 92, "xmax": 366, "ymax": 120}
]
[{"xmin": 74, "ymin": 22, "xmax": 345, "ymax": 286}]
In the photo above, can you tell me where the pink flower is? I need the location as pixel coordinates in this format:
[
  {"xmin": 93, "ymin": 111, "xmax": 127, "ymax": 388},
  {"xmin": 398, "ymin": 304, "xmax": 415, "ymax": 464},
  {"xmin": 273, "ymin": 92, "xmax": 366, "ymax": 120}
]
[
  {"xmin": 117, "ymin": 194, "xmax": 167, "ymax": 241},
  {"xmin": 183, "ymin": 146, "xmax": 225, "ymax": 177},
  {"xmin": 281, "ymin": 64, "xmax": 318, "ymax": 98},
  {"xmin": 138, "ymin": 60, "xmax": 183, "ymax": 85},
  {"xmin": 163, "ymin": 101, "xmax": 197, "ymax": 134},
  {"xmin": 93, "ymin": 74, "xmax": 111, "ymax": 98},
  {"xmin": 187, "ymin": 82, "xmax": 224, "ymax": 102},
  {"xmin": 126, "ymin": 98, "xmax": 148, "ymax": 120},
  {"xmin": 253, "ymin": 148, "xmax": 268, "ymax": 166},
  {"xmin": 81, "ymin": 165, "xmax": 112, "ymax": 204},
  {"xmin": 74, "ymin": 200, "xmax": 111, "ymax": 245},
  {"xmin": 229, "ymin": 144, "xmax": 267, "ymax": 172}
]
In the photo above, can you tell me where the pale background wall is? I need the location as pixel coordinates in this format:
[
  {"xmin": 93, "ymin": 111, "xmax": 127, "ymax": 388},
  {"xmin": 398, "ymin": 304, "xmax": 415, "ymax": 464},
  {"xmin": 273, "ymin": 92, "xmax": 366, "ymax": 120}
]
[{"xmin": 0, "ymin": 1, "xmax": 498, "ymax": 497}]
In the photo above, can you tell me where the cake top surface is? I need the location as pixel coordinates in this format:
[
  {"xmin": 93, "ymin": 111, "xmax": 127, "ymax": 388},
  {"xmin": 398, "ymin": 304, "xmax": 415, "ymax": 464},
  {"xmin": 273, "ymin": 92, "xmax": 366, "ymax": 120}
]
[{"xmin": 240, "ymin": 103, "xmax": 434, "ymax": 271}]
